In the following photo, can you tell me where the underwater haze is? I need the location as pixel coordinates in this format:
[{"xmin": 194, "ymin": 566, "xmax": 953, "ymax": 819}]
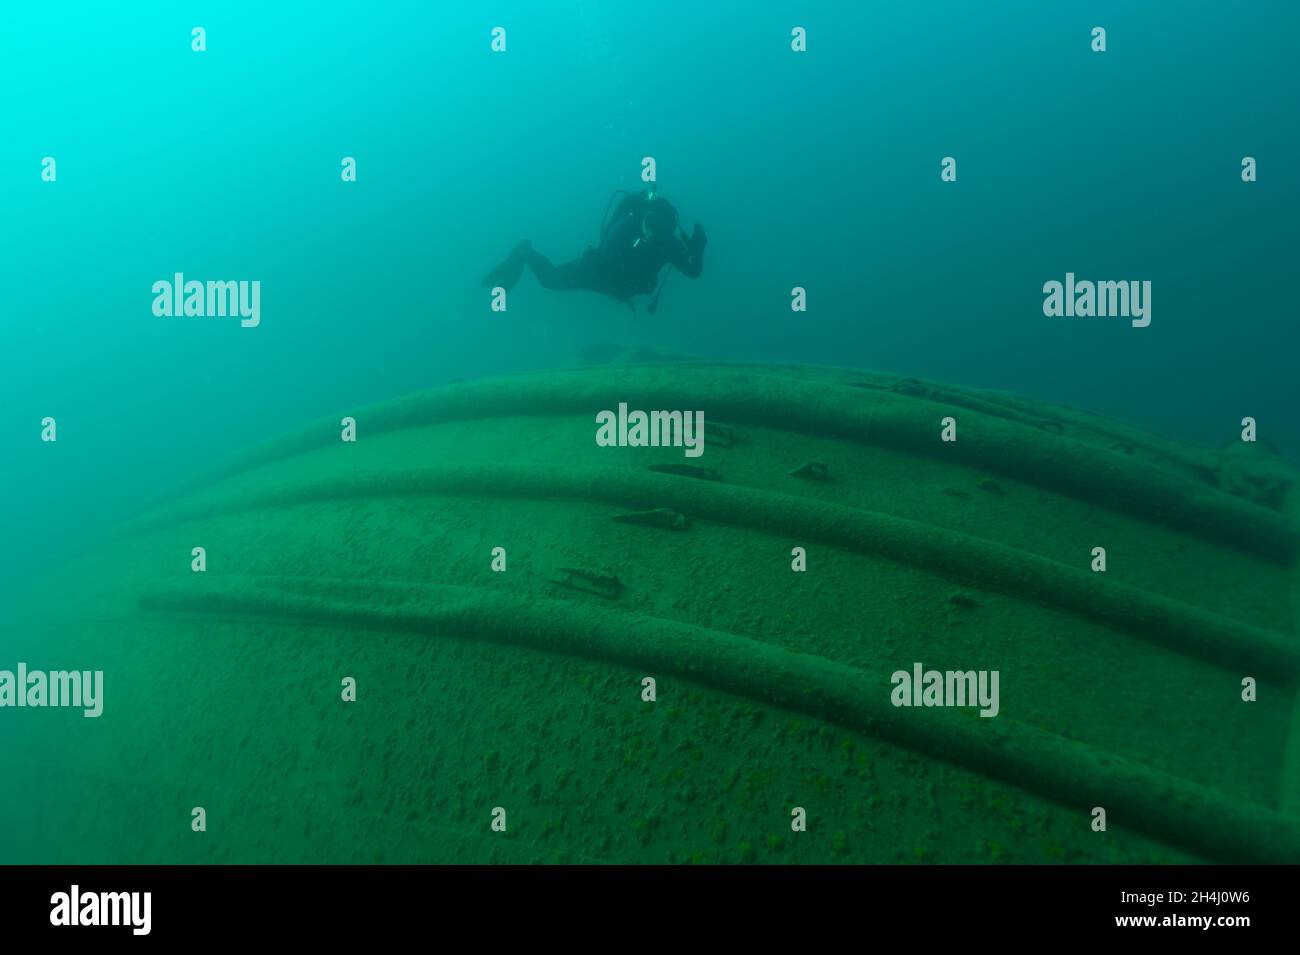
[
  {"xmin": 4, "ymin": 1, "xmax": 1298, "ymax": 586},
  {"xmin": 2, "ymin": 2, "xmax": 1299, "ymax": 866}
]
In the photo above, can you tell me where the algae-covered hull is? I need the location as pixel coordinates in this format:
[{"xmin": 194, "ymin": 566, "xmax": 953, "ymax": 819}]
[{"xmin": 6, "ymin": 362, "xmax": 1299, "ymax": 864}]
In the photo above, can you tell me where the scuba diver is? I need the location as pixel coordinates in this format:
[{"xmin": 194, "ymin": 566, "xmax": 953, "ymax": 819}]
[{"xmin": 480, "ymin": 188, "xmax": 707, "ymax": 313}]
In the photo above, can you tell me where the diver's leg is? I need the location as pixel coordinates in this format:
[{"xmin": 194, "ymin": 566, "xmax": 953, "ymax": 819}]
[
  {"xmin": 479, "ymin": 240, "xmax": 532, "ymax": 290},
  {"xmin": 526, "ymin": 249, "xmax": 595, "ymax": 291}
]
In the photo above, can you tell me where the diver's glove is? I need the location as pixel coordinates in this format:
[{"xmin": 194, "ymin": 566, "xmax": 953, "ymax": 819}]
[{"xmin": 688, "ymin": 222, "xmax": 707, "ymax": 253}]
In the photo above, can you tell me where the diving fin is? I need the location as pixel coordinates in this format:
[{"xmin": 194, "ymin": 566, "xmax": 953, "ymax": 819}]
[{"xmin": 479, "ymin": 240, "xmax": 531, "ymax": 290}]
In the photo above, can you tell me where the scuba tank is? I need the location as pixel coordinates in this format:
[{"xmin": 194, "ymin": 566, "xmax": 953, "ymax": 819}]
[
  {"xmin": 599, "ymin": 188, "xmax": 678, "ymax": 248},
  {"xmin": 600, "ymin": 204, "xmax": 639, "ymax": 253},
  {"xmin": 598, "ymin": 189, "xmax": 634, "ymax": 246},
  {"xmin": 598, "ymin": 187, "xmax": 682, "ymax": 313}
]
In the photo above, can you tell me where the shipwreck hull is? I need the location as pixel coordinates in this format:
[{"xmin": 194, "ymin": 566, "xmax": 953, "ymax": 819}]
[{"xmin": 6, "ymin": 362, "xmax": 1299, "ymax": 864}]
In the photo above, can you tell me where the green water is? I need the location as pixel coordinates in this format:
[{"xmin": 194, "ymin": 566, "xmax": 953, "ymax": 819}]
[{"xmin": 2, "ymin": 3, "xmax": 1297, "ymax": 864}]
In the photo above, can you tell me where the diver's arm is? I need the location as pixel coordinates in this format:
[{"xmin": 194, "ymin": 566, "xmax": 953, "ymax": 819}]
[{"xmin": 669, "ymin": 223, "xmax": 706, "ymax": 278}]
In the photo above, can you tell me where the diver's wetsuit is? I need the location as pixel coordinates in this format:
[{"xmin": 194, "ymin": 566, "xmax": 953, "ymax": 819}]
[{"xmin": 481, "ymin": 191, "xmax": 706, "ymax": 307}]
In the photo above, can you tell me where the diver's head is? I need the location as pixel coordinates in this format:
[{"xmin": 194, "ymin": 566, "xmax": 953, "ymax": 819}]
[{"xmin": 641, "ymin": 198, "xmax": 678, "ymax": 242}]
